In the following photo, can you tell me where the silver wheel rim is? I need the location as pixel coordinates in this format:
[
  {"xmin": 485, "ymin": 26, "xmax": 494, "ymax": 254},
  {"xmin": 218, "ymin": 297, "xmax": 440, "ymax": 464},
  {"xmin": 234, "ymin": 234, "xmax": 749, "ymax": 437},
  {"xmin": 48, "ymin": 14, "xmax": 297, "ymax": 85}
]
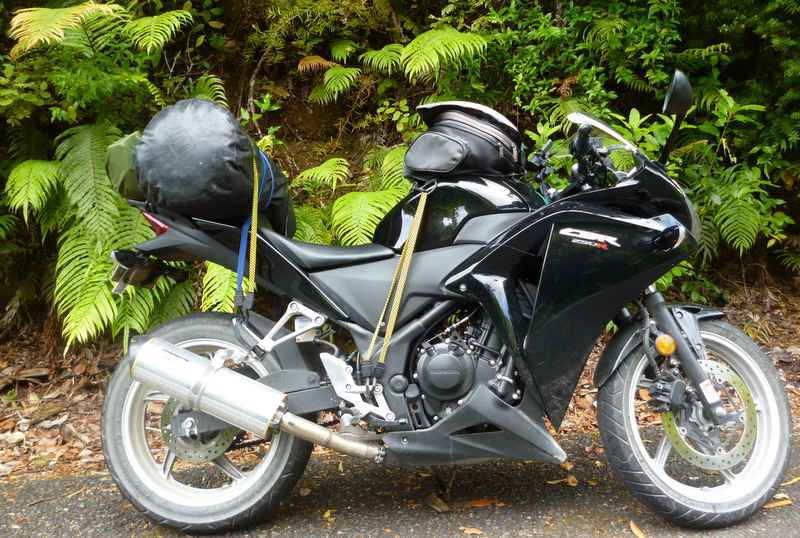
[
  {"xmin": 625, "ymin": 331, "xmax": 782, "ymax": 509},
  {"xmin": 120, "ymin": 338, "xmax": 283, "ymax": 507}
]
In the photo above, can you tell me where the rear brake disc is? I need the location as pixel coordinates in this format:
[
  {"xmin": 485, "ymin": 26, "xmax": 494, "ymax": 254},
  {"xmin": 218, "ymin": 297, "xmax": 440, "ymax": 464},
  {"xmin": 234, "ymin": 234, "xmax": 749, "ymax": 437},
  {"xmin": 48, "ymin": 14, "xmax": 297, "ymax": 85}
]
[
  {"xmin": 661, "ymin": 360, "xmax": 757, "ymax": 471},
  {"xmin": 160, "ymin": 399, "xmax": 238, "ymax": 463}
]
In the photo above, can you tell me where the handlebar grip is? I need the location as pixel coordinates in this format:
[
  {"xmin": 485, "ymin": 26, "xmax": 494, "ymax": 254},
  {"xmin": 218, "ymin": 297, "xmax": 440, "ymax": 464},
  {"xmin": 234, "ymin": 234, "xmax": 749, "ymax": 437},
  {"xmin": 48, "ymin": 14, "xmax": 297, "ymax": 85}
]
[{"xmin": 571, "ymin": 124, "xmax": 592, "ymax": 156}]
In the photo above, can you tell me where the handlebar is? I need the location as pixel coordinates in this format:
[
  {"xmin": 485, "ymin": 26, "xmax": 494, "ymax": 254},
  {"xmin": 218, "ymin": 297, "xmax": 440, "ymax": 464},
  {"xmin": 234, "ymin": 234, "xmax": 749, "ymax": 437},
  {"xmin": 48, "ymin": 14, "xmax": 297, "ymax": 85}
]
[{"xmin": 571, "ymin": 124, "xmax": 593, "ymax": 158}]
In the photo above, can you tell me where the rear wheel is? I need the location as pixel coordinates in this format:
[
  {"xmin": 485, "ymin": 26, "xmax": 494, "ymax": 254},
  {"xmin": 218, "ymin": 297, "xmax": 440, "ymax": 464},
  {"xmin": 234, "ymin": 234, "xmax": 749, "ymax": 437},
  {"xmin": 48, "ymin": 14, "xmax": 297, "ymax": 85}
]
[
  {"xmin": 102, "ymin": 313, "xmax": 312, "ymax": 534},
  {"xmin": 598, "ymin": 319, "xmax": 791, "ymax": 528}
]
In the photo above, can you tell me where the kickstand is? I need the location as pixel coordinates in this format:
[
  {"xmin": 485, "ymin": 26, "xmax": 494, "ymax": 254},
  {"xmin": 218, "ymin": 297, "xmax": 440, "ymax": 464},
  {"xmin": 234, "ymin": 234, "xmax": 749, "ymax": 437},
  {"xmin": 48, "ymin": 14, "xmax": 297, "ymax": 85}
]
[{"xmin": 432, "ymin": 466, "xmax": 458, "ymax": 501}]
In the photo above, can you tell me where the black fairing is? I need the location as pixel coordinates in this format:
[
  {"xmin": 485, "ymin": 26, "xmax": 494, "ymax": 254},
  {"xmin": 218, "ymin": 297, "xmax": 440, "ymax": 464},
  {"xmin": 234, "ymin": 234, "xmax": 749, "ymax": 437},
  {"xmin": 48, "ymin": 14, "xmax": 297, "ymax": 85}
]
[
  {"xmin": 443, "ymin": 169, "xmax": 697, "ymax": 427},
  {"xmin": 373, "ymin": 177, "xmax": 533, "ymax": 251}
]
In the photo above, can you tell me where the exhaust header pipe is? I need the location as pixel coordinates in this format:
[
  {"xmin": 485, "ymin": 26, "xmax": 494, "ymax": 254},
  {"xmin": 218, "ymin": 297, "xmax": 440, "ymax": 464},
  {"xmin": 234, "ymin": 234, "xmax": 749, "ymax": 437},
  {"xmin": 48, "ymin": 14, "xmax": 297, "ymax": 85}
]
[{"xmin": 130, "ymin": 338, "xmax": 383, "ymax": 462}]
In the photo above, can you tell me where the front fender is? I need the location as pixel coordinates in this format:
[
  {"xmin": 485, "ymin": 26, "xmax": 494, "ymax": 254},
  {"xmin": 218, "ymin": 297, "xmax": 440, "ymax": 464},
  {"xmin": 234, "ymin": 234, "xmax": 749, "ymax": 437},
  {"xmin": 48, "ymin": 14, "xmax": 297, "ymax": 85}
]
[{"xmin": 593, "ymin": 304, "xmax": 724, "ymax": 388}]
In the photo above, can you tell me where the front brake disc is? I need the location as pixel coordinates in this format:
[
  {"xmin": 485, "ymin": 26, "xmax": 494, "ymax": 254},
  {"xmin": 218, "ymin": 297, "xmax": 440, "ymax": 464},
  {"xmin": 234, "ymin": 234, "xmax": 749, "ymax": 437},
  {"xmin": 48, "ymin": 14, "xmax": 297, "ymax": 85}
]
[
  {"xmin": 160, "ymin": 399, "xmax": 238, "ymax": 463},
  {"xmin": 661, "ymin": 360, "xmax": 758, "ymax": 471}
]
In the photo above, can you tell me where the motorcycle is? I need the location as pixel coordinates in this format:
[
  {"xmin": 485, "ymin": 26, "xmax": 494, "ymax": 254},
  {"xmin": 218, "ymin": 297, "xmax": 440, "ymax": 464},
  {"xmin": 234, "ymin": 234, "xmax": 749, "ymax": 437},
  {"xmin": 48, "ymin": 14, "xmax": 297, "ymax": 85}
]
[{"xmin": 102, "ymin": 70, "xmax": 791, "ymax": 532}]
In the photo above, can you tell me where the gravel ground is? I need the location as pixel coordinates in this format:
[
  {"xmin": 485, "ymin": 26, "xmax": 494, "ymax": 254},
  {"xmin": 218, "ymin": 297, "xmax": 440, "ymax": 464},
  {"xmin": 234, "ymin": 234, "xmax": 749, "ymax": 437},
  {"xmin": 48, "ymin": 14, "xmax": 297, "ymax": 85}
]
[{"xmin": 2, "ymin": 432, "xmax": 799, "ymax": 538}]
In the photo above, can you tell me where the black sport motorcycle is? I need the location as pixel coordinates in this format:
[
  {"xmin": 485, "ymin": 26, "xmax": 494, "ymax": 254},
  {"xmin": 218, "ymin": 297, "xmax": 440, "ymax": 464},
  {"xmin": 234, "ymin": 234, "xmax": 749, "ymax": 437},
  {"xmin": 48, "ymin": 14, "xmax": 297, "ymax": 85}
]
[{"xmin": 102, "ymin": 71, "xmax": 791, "ymax": 533}]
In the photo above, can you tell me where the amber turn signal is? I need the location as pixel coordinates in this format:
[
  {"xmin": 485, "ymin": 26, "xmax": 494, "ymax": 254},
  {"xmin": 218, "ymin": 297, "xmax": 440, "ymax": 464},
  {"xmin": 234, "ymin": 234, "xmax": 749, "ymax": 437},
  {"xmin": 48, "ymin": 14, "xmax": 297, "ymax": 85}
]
[{"xmin": 654, "ymin": 334, "xmax": 677, "ymax": 356}]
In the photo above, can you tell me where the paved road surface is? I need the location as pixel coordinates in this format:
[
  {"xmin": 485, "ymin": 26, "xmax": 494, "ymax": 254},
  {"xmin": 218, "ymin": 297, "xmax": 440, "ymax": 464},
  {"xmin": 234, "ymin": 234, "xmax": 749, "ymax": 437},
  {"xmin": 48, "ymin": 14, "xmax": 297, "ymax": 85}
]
[{"xmin": 2, "ymin": 433, "xmax": 799, "ymax": 537}]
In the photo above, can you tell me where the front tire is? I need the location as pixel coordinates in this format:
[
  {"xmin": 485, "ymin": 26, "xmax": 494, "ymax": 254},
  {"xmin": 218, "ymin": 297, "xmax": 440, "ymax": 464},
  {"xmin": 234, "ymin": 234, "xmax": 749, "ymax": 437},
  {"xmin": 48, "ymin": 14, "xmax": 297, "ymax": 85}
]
[
  {"xmin": 102, "ymin": 313, "xmax": 312, "ymax": 534},
  {"xmin": 598, "ymin": 319, "xmax": 792, "ymax": 528}
]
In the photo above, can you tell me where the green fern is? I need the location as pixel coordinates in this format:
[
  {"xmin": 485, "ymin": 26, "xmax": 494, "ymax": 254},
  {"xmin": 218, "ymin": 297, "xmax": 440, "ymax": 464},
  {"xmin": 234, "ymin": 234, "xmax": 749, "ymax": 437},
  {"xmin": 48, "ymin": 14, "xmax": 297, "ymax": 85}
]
[
  {"xmin": 54, "ymin": 223, "xmax": 116, "ymax": 347},
  {"xmin": 55, "ymin": 122, "xmax": 122, "ymax": 237},
  {"xmin": 124, "ymin": 10, "xmax": 193, "ymax": 54},
  {"xmin": 400, "ymin": 26, "xmax": 487, "ymax": 82},
  {"xmin": 149, "ymin": 278, "xmax": 197, "ymax": 328},
  {"xmin": 0, "ymin": 214, "xmax": 18, "ymax": 241},
  {"xmin": 583, "ymin": 16, "xmax": 627, "ymax": 46},
  {"xmin": 331, "ymin": 188, "xmax": 406, "ymax": 245},
  {"xmin": 360, "ymin": 44, "xmax": 404, "ymax": 75},
  {"xmin": 712, "ymin": 166, "xmax": 764, "ymax": 255},
  {"xmin": 132, "ymin": 76, "xmax": 168, "ymax": 108},
  {"xmin": 188, "ymin": 74, "xmax": 228, "ymax": 107},
  {"xmin": 331, "ymin": 39, "xmax": 357, "ymax": 62},
  {"xmin": 201, "ymin": 262, "xmax": 237, "ymax": 313},
  {"xmin": 309, "ymin": 66, "xmax": 362, "ymax": 104},
  {"xmin": 295, "ymin": 157, "xmax": 350, "ymax": 192},
  {"xmin": 5, "ymin": 160, "xmax": 60, "ymax": 222},
  {"xmin": 379, "ymin": 146, "xmax": 409, "ymax": 190},
  {"xmin": 696, "ymin": 216, "xmax": 720, "ymax": 268},
  {"xmin": 9, "ymin": 1, "xmax": 123, "ymax": 58},
  {"xmin": 293, "ymin": 205, "xmax": 332, "ymax": 244}
]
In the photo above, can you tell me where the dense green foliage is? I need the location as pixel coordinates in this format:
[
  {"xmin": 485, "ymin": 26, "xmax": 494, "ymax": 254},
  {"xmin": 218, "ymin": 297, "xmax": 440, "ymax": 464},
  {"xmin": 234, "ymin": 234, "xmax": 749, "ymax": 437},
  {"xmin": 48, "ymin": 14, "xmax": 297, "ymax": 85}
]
[{"xmin": 1, "ymin": 1, "xmax": 798, "ymax": 347}]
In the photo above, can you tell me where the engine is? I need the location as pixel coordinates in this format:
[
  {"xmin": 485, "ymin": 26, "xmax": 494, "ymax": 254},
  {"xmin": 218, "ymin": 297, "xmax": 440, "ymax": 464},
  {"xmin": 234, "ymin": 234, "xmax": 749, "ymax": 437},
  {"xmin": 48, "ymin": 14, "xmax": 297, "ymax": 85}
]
[{"xmin": 408, "ymin": 310, "xmax": 521, "ymax": 427}]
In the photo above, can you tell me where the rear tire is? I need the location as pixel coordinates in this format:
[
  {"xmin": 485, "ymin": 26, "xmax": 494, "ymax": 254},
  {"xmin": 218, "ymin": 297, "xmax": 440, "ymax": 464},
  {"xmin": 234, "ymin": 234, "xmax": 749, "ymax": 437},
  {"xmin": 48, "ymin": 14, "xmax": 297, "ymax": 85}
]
[
  {"xmin": 598, "ymin": 319, "xmax": 791, "ymax": 528},
  {"xmin": 102, "ymin": 313, "xmax": 312, "ymax": 534}
]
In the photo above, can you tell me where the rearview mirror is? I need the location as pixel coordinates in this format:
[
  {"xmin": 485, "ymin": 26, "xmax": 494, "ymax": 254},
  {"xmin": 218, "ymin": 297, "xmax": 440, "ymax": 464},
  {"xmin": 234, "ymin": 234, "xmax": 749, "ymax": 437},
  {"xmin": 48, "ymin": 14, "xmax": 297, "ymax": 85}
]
[{"xmin": 662, "ymin": 70, "xmax": 693, "ymax": 115}]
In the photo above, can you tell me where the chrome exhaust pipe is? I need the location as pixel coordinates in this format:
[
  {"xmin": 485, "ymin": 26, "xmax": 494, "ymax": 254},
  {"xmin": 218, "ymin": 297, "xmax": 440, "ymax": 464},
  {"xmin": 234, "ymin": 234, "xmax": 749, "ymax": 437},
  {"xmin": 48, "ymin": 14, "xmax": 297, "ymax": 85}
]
[{"xmin": 130, "ymin": 338, "xmax": 384, "ymax": 462}]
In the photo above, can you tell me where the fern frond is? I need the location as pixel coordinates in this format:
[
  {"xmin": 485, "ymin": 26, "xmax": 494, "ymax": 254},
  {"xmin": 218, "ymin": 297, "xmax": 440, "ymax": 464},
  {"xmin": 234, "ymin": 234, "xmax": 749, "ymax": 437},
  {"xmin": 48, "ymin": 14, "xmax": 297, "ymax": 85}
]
[
  {"xmin": 331, "ymin": 39, "xmax": 357, "ymax": 63},
  {"xmin": 295, "ymin": 157, "xmax": 350, "ymax": 192},
  {"xmin": 55, "ymin": 122, "xmax": 122, "ymax": 237},
  {"xmin": 0, "ymin": 214, "xmax": 18, "ymax": 240},
  {"xmin": 132, "ymin": 76, "xmax": 168, "ymax": 108},
  {"xmin": 696, "ymin": 216, "xmax": 720, "ymax": 268},
  {"xmin": 298, "ymin": 55, "xmax": 337, "ymax": 73},
  {"xmin": 360, "ymin": 44, "xmax": 404, "ymax": 75},
  {"xmin": 149, "ymin": 278, "xmax": 196, "ymax": 328},
  {"xmin": 309, "ymin": 66, "xmax": 362, "ymax": 104},
  {"xmin": 400, "ymin": 26, "xmax": 487, "ymax": 83},
  {"xmin": 331, "ymin": 188, "xmax": 406, "ymax": 245},
  {"xmin": 9, "ymin": 1, "xmax": 123, "ymax": 58},
  {"xmin": 113, "ymin": 285, "xmax": 160, "ymax": 345},
  {"xmin": 188, "ymin": 74, "xmax": 228, "ymax": 107},
  {"xmin": 777, "ymin": 248, "xmax": 800, "ymax": 273},
  {"xmin": 54, "ymin": 223, "xmax": 116, "ymax": 347},
  {"xmin": 380, "ymin": 146, "xmax": 410, "ymax": 190},
  {"xmin": 5, "ymin": 160, "xmax": 60, "ymax": 222},
  {"xmin": 715, "ymin": 198, "xmax": 760, "ymax": 255},
  {"xmin": 293, "ymin": 205, "xmax": 332, "ymax": 245},
  {"xmin": 124, "ymin": 10, "xmax": 193, "ymax": 54},
  {"xmin": 201, "ymin": 262, "xmax": 236, "ymax": 313},
  {"xmin": 583, "ymin": 16, "xmax": 626, "ymax": 45}
]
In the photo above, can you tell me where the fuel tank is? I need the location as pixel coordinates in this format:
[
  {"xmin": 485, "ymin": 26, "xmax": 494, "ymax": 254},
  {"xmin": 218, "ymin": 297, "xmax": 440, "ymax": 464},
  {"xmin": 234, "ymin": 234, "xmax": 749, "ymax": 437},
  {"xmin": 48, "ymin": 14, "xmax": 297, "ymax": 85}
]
[{"xmin": 372, "ymin": 177, "xmax": 537, "ymax": 251}]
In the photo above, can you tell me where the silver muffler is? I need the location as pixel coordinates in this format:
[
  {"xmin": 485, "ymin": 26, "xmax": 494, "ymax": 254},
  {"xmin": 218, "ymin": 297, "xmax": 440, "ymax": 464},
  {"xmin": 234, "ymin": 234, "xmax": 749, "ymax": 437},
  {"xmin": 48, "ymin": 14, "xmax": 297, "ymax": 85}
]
[{"xmin": 130, "ymin": 338, "xmax": 384, "ymax": 462}]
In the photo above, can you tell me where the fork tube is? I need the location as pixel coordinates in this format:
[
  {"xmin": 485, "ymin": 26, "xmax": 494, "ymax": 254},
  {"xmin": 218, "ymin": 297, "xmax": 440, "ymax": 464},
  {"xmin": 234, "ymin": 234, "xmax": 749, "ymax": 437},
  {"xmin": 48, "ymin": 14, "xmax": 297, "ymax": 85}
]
[{"xmin": 644, "ymin": 288, "xmax": 727, "ymax": 423}]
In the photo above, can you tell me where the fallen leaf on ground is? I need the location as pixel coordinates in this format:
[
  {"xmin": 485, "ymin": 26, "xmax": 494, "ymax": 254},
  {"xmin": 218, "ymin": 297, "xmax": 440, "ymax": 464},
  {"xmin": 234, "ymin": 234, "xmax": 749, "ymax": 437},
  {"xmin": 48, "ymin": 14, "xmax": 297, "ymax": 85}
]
[
  {"xmin": 465, "ymin": 498, "xmax": 501, "ymax": 508},
  {"xmin": 322, "ymin": 509, "xmax": 336, "ymax": 523},
  {"xmin": 560, "ymin": 461, "xmax": 574, "ymax": 472},
  {"xmin": 764, "ymin": 498, "xmax": 792, "ymax": 509},
  {"xmin": 459, "ymin": 527, "xmax": 483, "ymax": 535},
  {"xmin": 566, "ymin": 474, "xmax": 578, "ymax": 487},
  {"xmin": 545, "ymin": 478, "xmax": 568, "ymax": 485},
  {"xmin": 629, "ymin": 520, "xmax": 647, "ymax": 538},
  {"xmin": 638, "ymin": 388, "xmax": 651, "ymax": 401},
  {"xmin": 299, "ymin": 487, "xmax": 311, "ymax": 497},
  {"xmin": 782, "ymin": 476, "xmax": 800, "ymax": 486},
  {"xmin": 424, "ymin": 492, "xmax": 451, "ymax": 513},
  {"xmin": 587, "ymin": 479, "xmax": 599, "ymax": 486}
]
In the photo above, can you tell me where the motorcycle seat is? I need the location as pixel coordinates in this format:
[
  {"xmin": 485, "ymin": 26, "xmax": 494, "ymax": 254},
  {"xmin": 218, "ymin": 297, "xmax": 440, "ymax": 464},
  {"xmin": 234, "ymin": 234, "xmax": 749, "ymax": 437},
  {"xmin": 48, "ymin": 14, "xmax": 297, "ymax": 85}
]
[{"xmin": 260, "ymin": 228, "xmax": 395, "ymax": 271}]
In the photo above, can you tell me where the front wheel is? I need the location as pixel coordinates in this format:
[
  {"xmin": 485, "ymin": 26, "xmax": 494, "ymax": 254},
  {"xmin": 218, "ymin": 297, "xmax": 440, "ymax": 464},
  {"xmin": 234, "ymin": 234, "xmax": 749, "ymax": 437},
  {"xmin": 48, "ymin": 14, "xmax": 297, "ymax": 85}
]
[{"xmin": 598, "ymin": 319, "xmax": 792, "ymax": 528}]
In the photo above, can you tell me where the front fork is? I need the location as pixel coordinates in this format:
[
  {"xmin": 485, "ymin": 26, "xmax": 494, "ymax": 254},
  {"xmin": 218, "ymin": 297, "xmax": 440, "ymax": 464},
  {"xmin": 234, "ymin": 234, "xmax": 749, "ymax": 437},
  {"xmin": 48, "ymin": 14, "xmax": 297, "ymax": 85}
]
[{"xmin": 643, "ymin": 287, "xmax": 728, "ymax": 424}]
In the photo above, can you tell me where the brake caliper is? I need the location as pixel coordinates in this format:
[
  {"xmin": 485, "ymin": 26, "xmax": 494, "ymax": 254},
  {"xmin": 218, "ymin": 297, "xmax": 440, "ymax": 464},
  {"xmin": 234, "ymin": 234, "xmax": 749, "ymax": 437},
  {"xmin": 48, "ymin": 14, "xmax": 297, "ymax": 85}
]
[{"xmin": 647, "ymin": 371, "xmax": 687, "ymax": 413}]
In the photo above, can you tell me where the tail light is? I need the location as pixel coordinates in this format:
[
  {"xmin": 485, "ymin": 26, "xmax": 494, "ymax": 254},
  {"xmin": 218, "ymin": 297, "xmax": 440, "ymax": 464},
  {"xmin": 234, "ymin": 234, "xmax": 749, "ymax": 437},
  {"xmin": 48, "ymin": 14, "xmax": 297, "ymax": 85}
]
[{"xmin": 142, "ymin": 211, "xmax": 169, "ymax": 236}]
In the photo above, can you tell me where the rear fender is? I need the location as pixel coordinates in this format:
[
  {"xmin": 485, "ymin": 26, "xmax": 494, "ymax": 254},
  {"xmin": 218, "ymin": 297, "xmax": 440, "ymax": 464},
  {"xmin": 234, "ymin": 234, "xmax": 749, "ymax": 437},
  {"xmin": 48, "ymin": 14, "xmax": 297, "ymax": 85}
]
[{"xmin": 593, "ymin": 304, "xmax": 725, "ymax": 388}]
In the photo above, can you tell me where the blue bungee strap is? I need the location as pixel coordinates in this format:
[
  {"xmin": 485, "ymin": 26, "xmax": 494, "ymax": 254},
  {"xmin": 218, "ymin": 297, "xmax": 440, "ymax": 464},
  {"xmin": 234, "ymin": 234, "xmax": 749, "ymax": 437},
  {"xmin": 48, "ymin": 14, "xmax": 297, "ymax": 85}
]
[{"xmin": 235, "ymin": 151, "xmax": 275, "ymax": 303}]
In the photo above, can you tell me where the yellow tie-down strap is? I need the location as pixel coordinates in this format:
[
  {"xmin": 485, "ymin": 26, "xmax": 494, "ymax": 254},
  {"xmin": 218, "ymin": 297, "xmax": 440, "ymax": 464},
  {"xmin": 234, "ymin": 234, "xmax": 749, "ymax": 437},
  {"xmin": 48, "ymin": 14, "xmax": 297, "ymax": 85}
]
[{"xmin": 365, "ymin": 191, "xmax": 429, "ymax": 365}]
